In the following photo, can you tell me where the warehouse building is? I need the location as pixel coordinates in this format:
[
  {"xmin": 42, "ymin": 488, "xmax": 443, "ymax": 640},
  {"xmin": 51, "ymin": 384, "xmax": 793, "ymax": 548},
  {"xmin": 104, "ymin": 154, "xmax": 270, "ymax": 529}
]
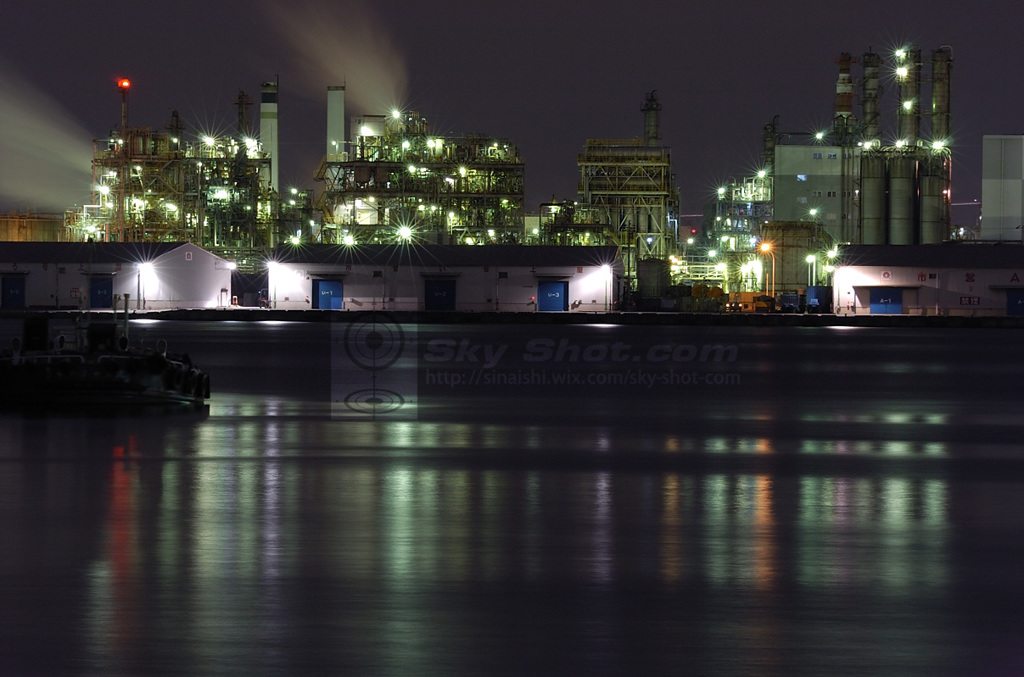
[
  {"xmin": 267, "ymin": 244, "xmax": 622, "ymax": 312},
  {"xmin": 833, "ymin": 244, "xmax": 1024, "ymax": 316},
  {"xmin": 0, "ymin": 242, "xmax": 234, "ymax": 310}
]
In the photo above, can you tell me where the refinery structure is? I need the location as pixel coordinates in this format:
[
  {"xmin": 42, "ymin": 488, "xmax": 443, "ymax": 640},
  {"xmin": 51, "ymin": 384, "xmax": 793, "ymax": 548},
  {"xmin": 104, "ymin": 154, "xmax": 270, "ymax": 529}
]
[
  {"xmin": 2, "ymin": 42, "xmax": 980, "ymax": 308},
  {"xmin": 67, "ymin": 79, "xmax": 315, "ymax": 272},
  {"xmin": 316, "ymin": 86, "xmax": 525, "ymax": 246},
  {"xmin": 705, "ymin": 45, "xmax": 955, "ymax": 298}
]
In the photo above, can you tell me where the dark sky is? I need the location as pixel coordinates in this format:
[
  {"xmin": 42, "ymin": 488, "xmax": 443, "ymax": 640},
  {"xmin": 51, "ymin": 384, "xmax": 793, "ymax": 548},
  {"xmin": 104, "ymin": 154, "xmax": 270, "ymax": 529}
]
[{"xmin": 1, "ymin": 0, "xmax": 1019, "ymax": 226}]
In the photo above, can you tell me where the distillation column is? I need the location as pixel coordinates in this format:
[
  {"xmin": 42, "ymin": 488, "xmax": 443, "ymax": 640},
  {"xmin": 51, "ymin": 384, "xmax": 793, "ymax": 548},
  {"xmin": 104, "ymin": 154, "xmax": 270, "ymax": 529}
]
[
  {"xmin": 859, "ymin": 52, "xmax": 885, "ymax": 244},
  {"xmin": 920, "ymin": 47, "xmax": 953, "ymax": 243}
]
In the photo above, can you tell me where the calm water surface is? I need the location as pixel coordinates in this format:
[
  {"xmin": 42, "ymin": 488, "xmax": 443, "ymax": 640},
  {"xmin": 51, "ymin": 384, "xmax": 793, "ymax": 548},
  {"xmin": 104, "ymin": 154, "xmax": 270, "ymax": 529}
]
[{"xmin": 2, "ymin": 318, "xmax": 1024, "ymax": 676}]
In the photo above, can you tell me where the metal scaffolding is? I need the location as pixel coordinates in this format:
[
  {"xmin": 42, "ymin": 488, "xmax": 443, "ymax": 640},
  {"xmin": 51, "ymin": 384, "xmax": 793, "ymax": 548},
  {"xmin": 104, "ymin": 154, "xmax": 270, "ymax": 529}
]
[
  {"xmin": 577, "ymin": 138, "xmax": 677, "ymax": 286},
  {"xmin": 315, "ymin": 110, "xmax": 525, "ymax": 245}
]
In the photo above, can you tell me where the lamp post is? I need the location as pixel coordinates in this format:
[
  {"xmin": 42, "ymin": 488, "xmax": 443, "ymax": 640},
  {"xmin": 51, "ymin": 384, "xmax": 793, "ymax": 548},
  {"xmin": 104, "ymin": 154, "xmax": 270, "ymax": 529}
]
[
  {"xmin": 760, "ymin": 242, "xmax": 775, "ymax": 298},
  {"xmin": 806, "ymin": 254, "xmax": 817, "ymax": 287}
]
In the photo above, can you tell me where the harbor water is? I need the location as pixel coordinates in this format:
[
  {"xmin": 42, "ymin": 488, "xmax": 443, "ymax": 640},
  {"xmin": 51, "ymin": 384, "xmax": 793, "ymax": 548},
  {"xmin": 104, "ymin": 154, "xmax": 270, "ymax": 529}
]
[{"xmin": 2, "ymin": 317, "xmax": 1024, "ymax": 676}]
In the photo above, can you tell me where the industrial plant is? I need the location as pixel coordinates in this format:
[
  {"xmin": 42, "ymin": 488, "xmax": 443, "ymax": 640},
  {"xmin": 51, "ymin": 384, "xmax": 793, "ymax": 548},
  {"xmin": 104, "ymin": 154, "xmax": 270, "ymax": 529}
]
[{"xmin": 11, "ymin": 41, "xmax": 1024, "ymax": 316}]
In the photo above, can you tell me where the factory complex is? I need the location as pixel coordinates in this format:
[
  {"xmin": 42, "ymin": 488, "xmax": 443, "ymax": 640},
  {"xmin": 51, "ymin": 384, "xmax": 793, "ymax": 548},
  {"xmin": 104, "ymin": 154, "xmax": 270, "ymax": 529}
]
[{"xmin": 4, "ymin": 44, "xmax": 1024, "ymax": 317}]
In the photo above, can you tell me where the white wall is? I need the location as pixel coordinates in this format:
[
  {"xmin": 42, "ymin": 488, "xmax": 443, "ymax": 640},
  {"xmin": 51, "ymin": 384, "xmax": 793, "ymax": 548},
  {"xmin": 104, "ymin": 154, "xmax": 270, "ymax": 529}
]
[
  {"xmin": 834, "ymin": 264, "xmax": 1022, "ymax": 316},
  {"xmin": 268, "ymin": 262, "xmax": 619, "ymax": 312}
]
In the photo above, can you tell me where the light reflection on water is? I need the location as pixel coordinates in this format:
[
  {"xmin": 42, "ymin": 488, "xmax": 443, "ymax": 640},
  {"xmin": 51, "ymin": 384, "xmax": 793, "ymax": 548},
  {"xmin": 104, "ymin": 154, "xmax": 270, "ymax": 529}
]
[{"xmin": 7, "ymin": 320, "xmax": 1024, "ymax": 675}]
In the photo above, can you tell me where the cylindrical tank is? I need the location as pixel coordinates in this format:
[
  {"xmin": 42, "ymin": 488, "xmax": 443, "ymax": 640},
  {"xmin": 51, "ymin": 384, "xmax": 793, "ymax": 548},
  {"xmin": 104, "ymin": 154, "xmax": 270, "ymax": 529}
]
[
  {"xmin": 920, "ymin": 156, "xmax": 948, "ymax": 243},
  {"xmin": 860, "ymin": 153, "xmax": 886, "ymax": 244},
  {"xmin": 888, "ymin": 155, "xmax": 917, "ymax": 245},
  {"xmin": 636, "ymin": 258, "xmax": 669, "ymax": 298}
]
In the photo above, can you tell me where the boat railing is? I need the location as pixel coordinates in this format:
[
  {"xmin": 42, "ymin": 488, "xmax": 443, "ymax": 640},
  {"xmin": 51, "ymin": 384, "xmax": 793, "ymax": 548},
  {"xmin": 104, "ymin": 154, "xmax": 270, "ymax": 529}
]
[{"xmin": 0, "ymin": 353, "xmax": 87, "ymax": 366}]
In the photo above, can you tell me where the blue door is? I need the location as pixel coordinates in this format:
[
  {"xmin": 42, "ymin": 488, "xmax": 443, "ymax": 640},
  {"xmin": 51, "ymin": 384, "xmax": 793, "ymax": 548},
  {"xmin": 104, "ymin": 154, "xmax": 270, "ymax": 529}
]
[
  {"xmin": 313, "ymin": 279, "xmax": 344, "ymax": 309},
  {"xmin": 89, "ymin": 277, "xmax": 113, "ymax": 309},
  {"xmin": 424, "ymin": 279, "xmax": 457, "ymax": 311},
  {"xmin": 538, "ymin": 281, "xmax": 568, "ymax": 312},
  {"xmin": 1007, "ymin": 289, "xmax": 1024, "ymax": 316},
  {"xmin": 1, "ymin": 276, "xmax": 25, "ymax": 308},
  {"xmin": 869, "ymin": 287, "xmax": 902, "ymax": 314}
]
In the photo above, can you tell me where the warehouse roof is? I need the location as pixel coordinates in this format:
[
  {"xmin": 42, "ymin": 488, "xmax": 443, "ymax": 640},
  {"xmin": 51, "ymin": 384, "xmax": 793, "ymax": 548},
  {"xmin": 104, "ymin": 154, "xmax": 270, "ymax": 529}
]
[
  {"xmin": 271, "ymin": 244, "xmax": 622, "ymax": 269},
  {"xmin": 839, "ymin": 244, "xmax": 1024, "ymax": 269},
  {"xmin": 0, "ymin": 242, "xmax": 205, "ymax": 264}
]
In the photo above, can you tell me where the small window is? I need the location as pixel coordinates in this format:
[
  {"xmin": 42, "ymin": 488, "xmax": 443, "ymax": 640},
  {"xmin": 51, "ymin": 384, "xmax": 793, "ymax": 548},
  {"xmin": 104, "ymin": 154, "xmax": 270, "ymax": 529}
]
[
  {"xmin": 797, "ymin": 174, "xmax": 808, "ymax": 182},
  {"xmin": 827, "ymin": 191, "xmax": 837, "ymax": 197},
  {"xmin": 797, "ymin": 197, "xmax": 808, "ymax": 204},
  {"xmin": 498, "ymin": 271, "xmax": 508, "ymax": 279},
  {"xmin": 372, "ymin": 270, "xmax": 383, "ymax": 277},
  {"xmin": 812, "ymin": 190, "xmax": 823, "ymax": 197},
  {"xmin": 827, "ymin": 152, "xmax": 838, "ymax": 159},
  {"xmin": 812, "ymin": 152, "xmax": 823, "ymax": 159}
]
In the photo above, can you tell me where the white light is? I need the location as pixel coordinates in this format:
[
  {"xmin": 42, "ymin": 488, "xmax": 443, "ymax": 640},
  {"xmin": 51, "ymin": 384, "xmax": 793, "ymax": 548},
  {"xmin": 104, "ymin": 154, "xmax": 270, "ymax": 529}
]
[
  {"xmin": 343, "ymin": 234, "xmax": 355, "ymax": 246},
  {"xmin": 227, "ymin": 261, "xmax": 237, "ymax": 270},
  {"xmin": 360, "ymin": 125, "xmax": 373, "ymax": 137},
  {"xmin": 203, "ymin": 136, "xmax": 216, "ymax": 146},
  {"xmin": 398, "ymin": 226, "xmax": 412, "ymax": 240}
]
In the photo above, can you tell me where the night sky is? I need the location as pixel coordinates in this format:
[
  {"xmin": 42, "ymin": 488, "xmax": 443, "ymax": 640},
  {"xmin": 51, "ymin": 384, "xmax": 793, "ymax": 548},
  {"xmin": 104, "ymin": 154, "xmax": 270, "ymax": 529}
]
[{"xmin": 2, "ymin": 0, "xmax": 1020, "ymax": 226}]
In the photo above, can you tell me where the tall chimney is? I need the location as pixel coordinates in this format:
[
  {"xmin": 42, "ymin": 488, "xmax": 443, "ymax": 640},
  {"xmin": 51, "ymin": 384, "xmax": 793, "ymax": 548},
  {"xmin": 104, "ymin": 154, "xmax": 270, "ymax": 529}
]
[
  {"xmin": 260, "ymin": 79, "xmax": 279, "ymax": 194},
  {"xmin": 896, "ymin": 48, "xmax": 922, "ymax": 145},
  {"xmin": 642, "ymin": 91, "xmax": 660, "ymax": 147},
  {"xmin": 931, "ymin": 47, "xmax": 952, "ymax": 142},
  {"xmin": 327, "ymin": 85, "xmax": 346, "ymax": 160},
  {"xmin": 861, "ymin": 52, "xmax": 882, "ymax": 144}
]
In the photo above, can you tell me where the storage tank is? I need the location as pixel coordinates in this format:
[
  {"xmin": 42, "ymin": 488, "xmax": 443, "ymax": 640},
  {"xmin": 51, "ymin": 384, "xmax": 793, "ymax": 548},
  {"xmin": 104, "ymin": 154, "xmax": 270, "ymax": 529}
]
[
  {"xmin": 919, "ymin": 156, "xmax": 948, "ymax": 243},
  {"xmin": 888, "ymin": 155, "xmax": 917, "ymax": 245},
  {"xmin": 860, "ymin": 154, "xmax": 886, "ymax": 244},
  {"xmin": 636, "ymin": 258, "xmax": 669, "ymax": 298}
]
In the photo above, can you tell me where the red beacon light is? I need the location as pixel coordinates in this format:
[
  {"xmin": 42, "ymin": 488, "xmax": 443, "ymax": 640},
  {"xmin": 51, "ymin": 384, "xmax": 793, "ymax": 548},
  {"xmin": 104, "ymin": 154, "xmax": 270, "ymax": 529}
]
[{"xmin": 117, "ymin": 78, "xmax": 131, "ymax": 90}]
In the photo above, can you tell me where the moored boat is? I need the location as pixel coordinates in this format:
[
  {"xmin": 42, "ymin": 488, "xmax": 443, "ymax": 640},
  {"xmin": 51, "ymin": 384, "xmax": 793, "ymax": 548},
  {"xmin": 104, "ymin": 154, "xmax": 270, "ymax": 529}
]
[{"xmin": 0, "ymin": 314, "xmax": 209, "ymax": 410}]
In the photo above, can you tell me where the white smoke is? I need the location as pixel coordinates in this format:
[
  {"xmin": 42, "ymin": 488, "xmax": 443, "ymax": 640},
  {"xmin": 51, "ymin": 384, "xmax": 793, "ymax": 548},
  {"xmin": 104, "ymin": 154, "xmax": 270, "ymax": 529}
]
[
  {"xmin": 0, "ymin": 58, "xmax": 93, "ymax": 212},
  {"xmin": 261, "ymin": 0, "xmax": 409, "ymax": 113}
]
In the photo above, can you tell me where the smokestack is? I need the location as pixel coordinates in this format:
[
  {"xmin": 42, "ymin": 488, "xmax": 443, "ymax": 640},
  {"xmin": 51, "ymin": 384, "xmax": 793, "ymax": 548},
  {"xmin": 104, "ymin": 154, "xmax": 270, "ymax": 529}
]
[
  {"xmin": 896, "ymin": 48, "xmax": 922, "ymax": 146},
  {"xmin": 834, "ymin": 53, "xmax": 855, "ymax": 120},
  {"xmin": 327, "ymin": 85, "xmax": 346, "ymax": 159},
  {"xmin": 931, "ymin": 47, "xmax": 952, "ymax": 142},
  {"xmin": 260, "ymin": 79, "xmax": 279, "ymax": 194},
  {"xmin": 861, "ymin": 52, "xmax": 881, "ymax": 144},
  {"xmin": 832, "ymin": 53, "xmax": 857, "ymax": 143},
  {"xmin": 642, "ymin": 91, "xmax": 660, "ymax": 147}
]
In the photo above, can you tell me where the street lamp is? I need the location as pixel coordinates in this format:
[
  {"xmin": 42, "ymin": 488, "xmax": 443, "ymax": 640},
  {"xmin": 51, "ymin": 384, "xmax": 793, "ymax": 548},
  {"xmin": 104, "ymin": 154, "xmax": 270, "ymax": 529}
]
[{"xmin": 760, "ymin": 242, "xmax": 775, "ymax": 297}]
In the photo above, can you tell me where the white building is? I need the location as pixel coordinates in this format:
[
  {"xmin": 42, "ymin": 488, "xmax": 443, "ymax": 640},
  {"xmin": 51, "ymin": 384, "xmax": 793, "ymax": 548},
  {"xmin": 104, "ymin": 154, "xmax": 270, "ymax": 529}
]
[
  {"xmin": 267, "ymin": 244, "xmax": 623, "ymax": 312},
  {"xmin": 981, "ymin": 135, "xmax": 1024, "ymax": 242},
  {"xmin": 0, "ymin": 242, "xmax": 234, "ymax": 310},
  {"xmin": 833, "ymin": 244, "xmax": 1024, "ymax": 316}
]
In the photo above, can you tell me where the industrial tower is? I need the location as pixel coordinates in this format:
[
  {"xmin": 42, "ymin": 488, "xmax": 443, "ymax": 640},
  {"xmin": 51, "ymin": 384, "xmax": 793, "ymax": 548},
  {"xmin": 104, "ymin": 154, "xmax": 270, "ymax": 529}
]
[{"xmin": 576, "ymin": 91, "xmax": 679, "ymax": 291}]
